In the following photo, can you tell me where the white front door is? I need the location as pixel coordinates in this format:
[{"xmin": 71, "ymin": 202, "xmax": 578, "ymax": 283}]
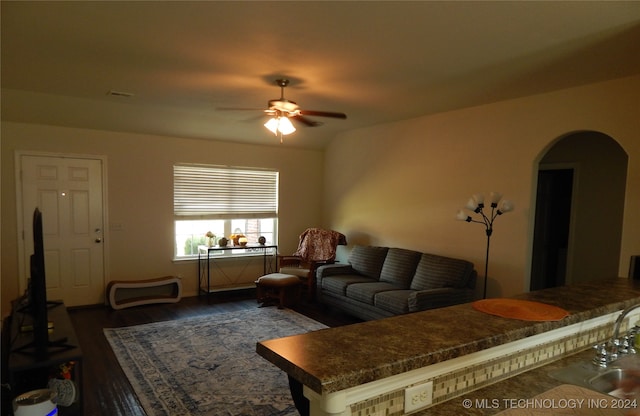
[{"xmin": 18, "ymin": 154, "xmax": 105, "ymax": 306}]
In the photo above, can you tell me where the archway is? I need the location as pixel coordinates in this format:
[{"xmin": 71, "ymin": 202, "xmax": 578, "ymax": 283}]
[{"xmin": 530, "ymin": 131, "xmax": 627, "ymax": 290}]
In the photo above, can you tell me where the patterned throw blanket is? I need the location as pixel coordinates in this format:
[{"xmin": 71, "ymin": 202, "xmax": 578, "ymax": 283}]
[
  {"xmin": 293, "ymin": 228, "xmax": 347, "ymax": 262},
  {"xmin": 104, "ymin": 308, "xmax": 326, "ymax": 416}
]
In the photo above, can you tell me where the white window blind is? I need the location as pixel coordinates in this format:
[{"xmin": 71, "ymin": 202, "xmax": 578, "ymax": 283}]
[{"xmin": 174, "ymin": 165, "xmax": 278, "ymax": 219}]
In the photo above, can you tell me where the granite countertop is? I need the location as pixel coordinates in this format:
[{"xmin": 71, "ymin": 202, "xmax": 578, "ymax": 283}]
[{"xmin": 256, "ymin": 278, "xmax": 640, "ymax": 395}]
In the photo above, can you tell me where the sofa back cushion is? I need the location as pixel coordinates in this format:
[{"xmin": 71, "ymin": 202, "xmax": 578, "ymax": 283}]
[
  {"xmin": 379, "ymin": 248, "xmax": 422, "ymax": 288},
  {"xmin": 410, "ymin": 253, "xmax": 474, "ymax": 290},
  {"xmin": 349, "ymin": 246, "xmax": 389, "ymax": 279}
]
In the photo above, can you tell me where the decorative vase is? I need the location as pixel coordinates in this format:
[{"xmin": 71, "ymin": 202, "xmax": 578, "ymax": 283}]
[
  {"xmin": 207, "ymin": 237, "xmax": 214, "ymax": 247},
  {"xmin": 258, "ymin": 236, "xmax": 266, "ymax": 245},
  {"xmin": 218, "ymin": 237, "xmax": 228, "ymax": 247},
  {"xmin": 231, "ymin": 234, "xmax": 245, "ymax": 246}
]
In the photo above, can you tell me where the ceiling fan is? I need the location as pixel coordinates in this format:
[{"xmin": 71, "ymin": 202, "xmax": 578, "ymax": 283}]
[{"xmin": 220, "ymin": 78, "xmax": 347, "ymax": 141}]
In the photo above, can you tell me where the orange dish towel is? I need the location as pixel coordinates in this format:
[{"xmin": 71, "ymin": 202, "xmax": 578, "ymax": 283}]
[{"xmin": 472, "ymin": 298, "xmax": 569, "ymax": 321}]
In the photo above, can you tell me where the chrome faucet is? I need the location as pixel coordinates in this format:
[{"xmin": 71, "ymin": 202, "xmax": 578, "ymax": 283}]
[
  {"xmin": 612, "ymin": 303, "xmax": 640, "ymax": 345},
  {"xmin": 593, "ymin": 303, "xmax": 640, "ymax": 368}
]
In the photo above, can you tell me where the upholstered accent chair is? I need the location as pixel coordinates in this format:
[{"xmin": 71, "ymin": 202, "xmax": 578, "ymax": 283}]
[{"xmin": 279, "ymin": 228, "xmax": 347, "ymax": 301}]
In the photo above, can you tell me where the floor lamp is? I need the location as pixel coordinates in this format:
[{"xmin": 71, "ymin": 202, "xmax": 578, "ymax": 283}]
[{"xmin": 457, "ymin": 192, "xmax": 514, "ymax": 299}]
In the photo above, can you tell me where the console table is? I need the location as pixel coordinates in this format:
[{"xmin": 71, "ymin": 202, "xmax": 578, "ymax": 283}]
[
  {"xmin": 198, "ymin": 244, "xmax": 278, "ymax": 296},
  {"xmin": 7, "ymin": 301, "xmax": 83, "ymax": 415}
]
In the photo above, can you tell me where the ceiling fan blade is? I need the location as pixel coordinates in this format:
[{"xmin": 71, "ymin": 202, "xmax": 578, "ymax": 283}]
[
  {"xmin": 239, "ymin": 114, "xmax": 273, "ymax": 123},
  {"xmin": 298, "ymin": 110, "xmax": 347, "ymax": 119},
  {"xmin": 293, "ymin": 115, "xmax": 324, "ymax": 127},
  {"xmin": 216, "ymin": 107, "xmax": 264, "ymax": 111}
]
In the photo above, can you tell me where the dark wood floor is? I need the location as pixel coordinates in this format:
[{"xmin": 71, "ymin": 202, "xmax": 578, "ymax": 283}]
[{"xmin": 60, "ymin": 290, "xmax": 360, "ymax": 416}]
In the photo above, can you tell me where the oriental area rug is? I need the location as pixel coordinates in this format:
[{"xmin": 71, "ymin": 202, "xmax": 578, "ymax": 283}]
[{"xmin": 104, "ymin": 307, "xmax": 327, "ymax": 416}]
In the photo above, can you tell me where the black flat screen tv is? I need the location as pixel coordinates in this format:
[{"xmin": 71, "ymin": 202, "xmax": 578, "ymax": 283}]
[
  {"xmin": 14, "ymin": 208, "xmax": 69, "ymax": 359},
  {"xmin": 30, "ymin": 207, "xmax": 52, "ymax": 358}
]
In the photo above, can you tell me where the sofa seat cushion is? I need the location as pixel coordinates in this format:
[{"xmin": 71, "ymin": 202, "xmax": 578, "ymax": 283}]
[
  {"xmin": 408, "ymin": 287, "xmax": 474, "ymax": 312},
  {"xmin": 379, "ymin": 248, "xmax": 422, "ymax": 288},
  {"xmin": 374, "ymin": 290, "xmax": 412, "ymax": 315},
  {"xmin": 410, "ymin": 253, "xmax": 474, "ymax": 291},
  {"xmin": 320, "ymin": 275, "xmax": 374, "ymax": 296},
  {"xmin": 346, "ymin": 282, "xmax": 400, "ymax": 304},
  {"xmin": 349, "ymin": 246, "xmax": 389, "ymax": 279}
]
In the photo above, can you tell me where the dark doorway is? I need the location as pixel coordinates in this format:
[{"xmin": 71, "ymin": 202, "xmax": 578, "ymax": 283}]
[{"xmin": 530, "ymin": 169, "xmax": 573, "ymax": 291}]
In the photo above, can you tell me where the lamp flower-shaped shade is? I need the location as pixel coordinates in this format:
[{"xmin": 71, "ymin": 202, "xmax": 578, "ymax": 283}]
[
  {"xmin": 456, "ymin": 209, "xmax": 472, "ymax": 221},
  {"xmin": 465, "ymin": 198, "xmax": 478, "ymax": 211},
  {"xmin": 489, "ymin": 192, "xmax": 503, "ymax": 206},
  {"xmin": 498, "ymin": 199, "xmax": 515, "ymax": 214}
]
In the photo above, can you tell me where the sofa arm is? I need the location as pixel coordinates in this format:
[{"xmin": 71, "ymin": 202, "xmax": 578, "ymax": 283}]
[
  {"xmin": 408, "ymin": 287, "xmax": 474, "ymax": 312},
  {"xmin": 316, "ymin": 263, "xmax": 354, "ymax": 279}
]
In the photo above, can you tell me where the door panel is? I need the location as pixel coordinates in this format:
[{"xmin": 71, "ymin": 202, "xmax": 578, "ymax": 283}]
[{"xmin": 20, "ymin": 155, "xmax": 105, "ymax": 306}]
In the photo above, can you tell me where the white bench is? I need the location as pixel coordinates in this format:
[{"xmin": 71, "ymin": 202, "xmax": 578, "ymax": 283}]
[{"xmin": 107, "ymin": 276, "xmax": 182, "ymax": 310}]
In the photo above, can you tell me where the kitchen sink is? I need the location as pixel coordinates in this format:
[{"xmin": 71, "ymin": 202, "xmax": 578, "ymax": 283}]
[
  {"xmin": 548, "ymin": 360, "xmax": 603, "ymax": 389},
  {"xmin": 588, "ymin": 368, "xmax": 639, "ymax": 398},
  {"xmin": 549, "ymin": 354, "xmax": 640, "ymax": 398}
]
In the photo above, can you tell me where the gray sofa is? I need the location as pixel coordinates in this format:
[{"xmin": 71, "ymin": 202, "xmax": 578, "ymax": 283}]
[{"xmin": 316, "ymin": 245, "xmax": 477, "ymax": 321}]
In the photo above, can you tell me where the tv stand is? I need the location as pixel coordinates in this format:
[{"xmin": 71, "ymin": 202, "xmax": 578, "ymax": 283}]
[
  {"xmin": 8, "ymin": 301, "xmax": 83, "ymax": 414},
  {"xmin": 12, "ymin": 299, "xmax": 75, "ymax": 358},
  {"xmin": 15, "ymin": 297, "xmax": 63, "ymax": 315},
  {"xmin": 11, "ymin": 335, "xmax": 74, "ymax": 358}
]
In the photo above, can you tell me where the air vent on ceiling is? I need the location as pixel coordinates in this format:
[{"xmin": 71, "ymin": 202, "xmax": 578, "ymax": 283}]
[{"xmin": 107, "ymin": 90, "xmax": 134, "ymax": 98}]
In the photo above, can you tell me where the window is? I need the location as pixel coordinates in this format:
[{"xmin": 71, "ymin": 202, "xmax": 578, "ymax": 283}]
[{"xmin": 173, "ymin": 164, "xmax": 278, "ymax": 258}]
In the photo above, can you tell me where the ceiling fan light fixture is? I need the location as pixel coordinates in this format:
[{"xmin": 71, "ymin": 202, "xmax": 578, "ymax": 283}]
[
  {"xmin": 277, "ymin": 117, "xmax": 296, "ymax": 135},
  {"xmin": 264, "ymin": 116, "xmax": 296, "ymax": 136},
  {"xmin": 226, "ymin": 78, "xmax": 346, "ymax": 142},
  {"xmin": 264, "ymin": 118, "xmax": 279, "ymax": 135}
]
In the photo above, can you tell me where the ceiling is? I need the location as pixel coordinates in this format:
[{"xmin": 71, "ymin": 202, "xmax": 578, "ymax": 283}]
[{"xmin": 2, "ymin": 1, "xmax": 640, "ymax": 149}]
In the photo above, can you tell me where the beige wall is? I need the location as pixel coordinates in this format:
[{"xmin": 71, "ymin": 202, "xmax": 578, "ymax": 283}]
[
  {"xmin": 3, "ymin": 75, "xmax": 638, "ymax": 315},
  {"xmin": 323, "ymin": 75, "xmax": 640, "ymax": 299},
  {"xmin": 1, "ymin": 123, "xmax": 324, "ymax": 316}
]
